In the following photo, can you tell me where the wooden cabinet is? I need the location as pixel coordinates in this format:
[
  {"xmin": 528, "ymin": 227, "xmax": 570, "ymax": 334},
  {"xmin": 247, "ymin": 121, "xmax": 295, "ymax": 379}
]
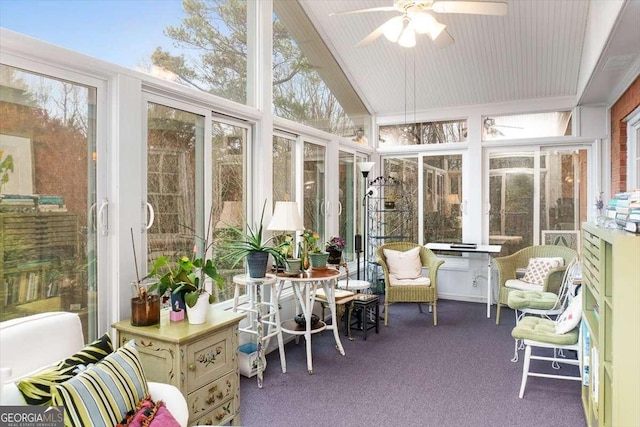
[
  {"xmin": 112, "ymin": 308, "xmax": 245, "ymax": 426},
  {"xmin": 581, "ymin": 223, "xmax": 640, "ymax": 427}
]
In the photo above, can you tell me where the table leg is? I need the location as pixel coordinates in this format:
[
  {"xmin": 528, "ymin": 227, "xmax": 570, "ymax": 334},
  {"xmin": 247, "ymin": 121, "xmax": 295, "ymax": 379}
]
[
  {"xmin": 486, "ymin": 254, "xmax": 492, "ymax": 318},
  {"xmin": 256, "ymin": 283, "xmax": 264, "ymax": 388},
  {"xmin": 324, "ymin": 281, "xmax": 345, "ymax": 357},
  {"xmin": 304, "ymin": 282, "xmax": 314, "ymax": 374},
  {"xmin": 275, "ymin": 280, "xmax": 287, "ymax": 373}
]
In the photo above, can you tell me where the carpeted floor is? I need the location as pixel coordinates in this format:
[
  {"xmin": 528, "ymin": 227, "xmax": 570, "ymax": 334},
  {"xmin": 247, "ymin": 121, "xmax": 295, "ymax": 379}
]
[{"xmin": 239, "ymin": 299, "xmax": 586, "ymax": 427}]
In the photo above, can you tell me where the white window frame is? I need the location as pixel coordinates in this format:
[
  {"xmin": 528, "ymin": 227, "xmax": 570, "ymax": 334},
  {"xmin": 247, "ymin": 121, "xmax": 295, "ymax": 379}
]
[{"xmin": 625, "ymin": 106, "xmax": 640, "ymax": 190}]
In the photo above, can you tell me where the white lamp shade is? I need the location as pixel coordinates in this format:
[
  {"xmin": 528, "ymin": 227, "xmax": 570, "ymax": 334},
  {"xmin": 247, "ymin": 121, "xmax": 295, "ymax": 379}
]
[
  {"xmin": 215, "ymin": 201, "xmax": 244, "ymax": 229},
  {"xmin": 268, "ymin": 201, "xmax": 304, "ymax": 231},
  {"xmin": 358, "ymin": 162, "xmax": 375, "ymax": 174}
]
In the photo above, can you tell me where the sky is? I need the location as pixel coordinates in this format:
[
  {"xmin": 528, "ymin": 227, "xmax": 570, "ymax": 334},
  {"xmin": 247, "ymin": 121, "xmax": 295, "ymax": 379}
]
[{"xmin": 0, "ymin": 0, "xmax": 186, "ymax": 70}]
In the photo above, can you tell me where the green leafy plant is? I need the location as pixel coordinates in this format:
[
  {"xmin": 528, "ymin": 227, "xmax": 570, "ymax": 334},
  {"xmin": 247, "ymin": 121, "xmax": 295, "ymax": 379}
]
[
  {"xmin": 145, "ymin": 208, "xmax": 223, "ymax": 308},
  {"xmin": 301, "ymin": 229, "xmax": 321, "ymax": 253},
  {"xmin": 278, "ymin": 234, "xmax": 298, "ymax": 259},
  {"xmin": 146, "ymin": 254, "xmax": 223, "ymax": 308},
  {"xmin": 221, "ymin": 200, "xmax": 286, "ymax": 268}
]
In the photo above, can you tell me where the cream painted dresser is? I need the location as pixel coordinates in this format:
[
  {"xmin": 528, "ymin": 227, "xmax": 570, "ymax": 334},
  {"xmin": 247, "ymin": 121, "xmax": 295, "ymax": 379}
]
[{"xmin": 113, "ymin": 308, "xmax": 245, "ymax": 426}]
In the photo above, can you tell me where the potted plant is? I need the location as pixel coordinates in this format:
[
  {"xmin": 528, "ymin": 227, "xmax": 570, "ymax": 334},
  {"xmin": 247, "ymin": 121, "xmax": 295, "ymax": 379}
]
[
  {"xmin": 130, "ymin": 229, "xmax": 160, "ymax": 326},
  {"xmin": 302, "ymin": 230, "xmax": 329, "ymax": 269},
  {"xmin": 222, "ymin": 200, "xmax": 286, "ymax": 278},
  {"xmin": 146, "ymin": 208, "xmax": 224, "ymax": 324},
  {"xmin": 279, "ymin": 234, "xmax": 302, "ymax": 274},
  {"xmin": 325, "ymin": 236, "xmax": 345, "ymax": 265},
  {"xmin": 146, "ymin": 253, "xmax": 224, "ymax": 324}
]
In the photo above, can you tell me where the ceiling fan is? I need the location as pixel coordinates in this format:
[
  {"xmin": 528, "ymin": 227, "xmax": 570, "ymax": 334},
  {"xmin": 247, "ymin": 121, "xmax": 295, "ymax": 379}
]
[
  {"xmin": 330, "ymin": 0, "xmax": 508, "ymax": 48},
  {"xmin": 483, "ymin": 118, "xmax": 523, "ymax": 137}
]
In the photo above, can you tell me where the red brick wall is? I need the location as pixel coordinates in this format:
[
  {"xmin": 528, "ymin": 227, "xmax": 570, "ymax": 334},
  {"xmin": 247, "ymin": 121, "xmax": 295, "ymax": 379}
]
[{"xmin": 610, "ymin": 76, "xmax": 640, "ymax": 193}]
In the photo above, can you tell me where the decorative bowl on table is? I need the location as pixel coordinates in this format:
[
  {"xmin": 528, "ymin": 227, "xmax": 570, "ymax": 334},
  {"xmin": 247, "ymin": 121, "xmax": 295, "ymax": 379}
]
[{"xmin": 294, "ymin": 313, "xmax": 320, "ymax": 327}]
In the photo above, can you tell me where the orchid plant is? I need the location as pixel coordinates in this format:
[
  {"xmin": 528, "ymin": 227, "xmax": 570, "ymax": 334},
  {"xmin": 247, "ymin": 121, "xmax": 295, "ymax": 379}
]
[{"xmin": 325, "ymin": 236, "xmax": 345, "ymax": 252}]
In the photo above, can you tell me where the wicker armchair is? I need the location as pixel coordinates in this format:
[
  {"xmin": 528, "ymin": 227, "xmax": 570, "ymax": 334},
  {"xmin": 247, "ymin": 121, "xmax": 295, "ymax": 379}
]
[
  {"xmin": 495, "ymin": 245, "xmax": 578, "ymax": 324},
  {"xmin": 377, "ymin": 242, "xmax": 444, "ymax": 326}
]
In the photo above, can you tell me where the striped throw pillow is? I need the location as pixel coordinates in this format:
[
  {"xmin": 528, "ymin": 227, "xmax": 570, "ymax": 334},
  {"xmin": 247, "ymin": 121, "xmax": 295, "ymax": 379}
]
[
  {"xmin": 17, "ymin": 333, "xmax": 113, "ymax": 405},
  {"xmin": 51, "ymin": 340, "xmax": 149, "ymax": 427}
]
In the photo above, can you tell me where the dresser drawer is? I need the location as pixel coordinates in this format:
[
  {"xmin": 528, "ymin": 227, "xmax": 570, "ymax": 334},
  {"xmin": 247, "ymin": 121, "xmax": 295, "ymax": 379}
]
[
  {"xmin": 188, "ymin": 371, "xmax": 238, "ymax": 425},
  {"xmin": 184, "ymin": 327, "xmax": 235, "ymax": 393}
]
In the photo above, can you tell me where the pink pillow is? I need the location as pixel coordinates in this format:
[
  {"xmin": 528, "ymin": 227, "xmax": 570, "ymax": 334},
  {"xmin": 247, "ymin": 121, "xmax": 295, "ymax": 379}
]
[{"xmin": 117, "ymin": 396, "xmax": 181, "ymax": 427}]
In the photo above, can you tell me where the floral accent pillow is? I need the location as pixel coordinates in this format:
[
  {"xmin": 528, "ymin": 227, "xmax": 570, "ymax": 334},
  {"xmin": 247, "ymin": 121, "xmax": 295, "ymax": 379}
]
[
  {"xmin": 522, "ymin": 257, "xmax": 563, "ymax": 285},
  {"xmin": 556, "ymin": 291, "xmax": 583, "ymax": 334},
  {"xmin": 117, "ymin": 396, "xmax": 181, "ymax": 427}
]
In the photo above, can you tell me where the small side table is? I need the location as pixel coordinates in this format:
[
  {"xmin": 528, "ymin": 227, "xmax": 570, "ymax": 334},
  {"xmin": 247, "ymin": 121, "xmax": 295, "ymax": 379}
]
[
  {"xmin": 348, "ymin": 294, "xmax": 380, "ymax": 340},
  {"xmin": 232, "ymin": 274, "xmax": 284, "ymax": 388},
  {"xmin": 337, "ymin": 279, "xmax": 371, "ymax": 293}
]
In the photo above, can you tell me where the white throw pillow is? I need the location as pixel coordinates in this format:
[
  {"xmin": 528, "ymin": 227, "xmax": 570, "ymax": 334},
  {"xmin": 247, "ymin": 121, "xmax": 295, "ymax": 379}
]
[
  {"xmin": 522, "ymin": 257, "xmax": 563, "ymax": 285},
  {"xmin": 383, "ymin": 246, "xmax": 423, "ymax": 280},
  {"xmin": 555, "ymin": 291, "xmax": 582, "ymax": 334}
]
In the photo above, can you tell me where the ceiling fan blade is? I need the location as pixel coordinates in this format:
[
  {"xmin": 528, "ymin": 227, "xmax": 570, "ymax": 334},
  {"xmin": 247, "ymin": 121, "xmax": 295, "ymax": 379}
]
[
  {"xmin": 433, "ymin": 28, "xmax": 455, "ymax": 49},
  {"xmin": 356, "ymin": 21, "xmax": 388, "ymax": 47},
  {"xmin": 432, "ymin": 1, "xmax": 508, "ymax": 16},
  {"xmin": 330, "ymin": 6, "xmax": 398, "ymax": 16}
]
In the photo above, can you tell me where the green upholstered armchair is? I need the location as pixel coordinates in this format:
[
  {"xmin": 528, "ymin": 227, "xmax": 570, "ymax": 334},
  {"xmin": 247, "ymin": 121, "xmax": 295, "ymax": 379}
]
[
  {"xmin": 494, "ymin": 245, "xmax": 578, "ymax": 324},
  {"xmin": 377, "ymin": 242, "xmax": 444, "ymax": 326}
]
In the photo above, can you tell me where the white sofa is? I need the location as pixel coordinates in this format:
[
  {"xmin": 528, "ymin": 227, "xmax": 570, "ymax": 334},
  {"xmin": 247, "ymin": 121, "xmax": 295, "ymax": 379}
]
[{"xmin": 0, "ymin": 312, "xmax": 189, "ymax": 427}]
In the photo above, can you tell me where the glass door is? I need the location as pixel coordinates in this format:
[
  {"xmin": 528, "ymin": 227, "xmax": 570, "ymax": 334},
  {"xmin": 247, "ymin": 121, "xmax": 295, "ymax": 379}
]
[
  {"xmin": 145, "ymin": 102, "xmax": 203, "ymax": 269},
  {"xmin": 0, "ymin": 64, "xmax": 100, "ymax": 341},
  {"xmin": 338, "ymin": 150, "xmax": 356, "ymax": 262},
  {"xmin": 303, "ymin": 142, "xmax": 326, "ymax": 240}
]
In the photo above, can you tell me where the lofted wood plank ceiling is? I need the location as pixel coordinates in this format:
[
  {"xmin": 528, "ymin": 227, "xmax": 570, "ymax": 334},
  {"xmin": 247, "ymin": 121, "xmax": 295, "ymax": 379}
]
[{"xmin": 299, "ymin": 0, "xmax": 593, "ymax": 116}]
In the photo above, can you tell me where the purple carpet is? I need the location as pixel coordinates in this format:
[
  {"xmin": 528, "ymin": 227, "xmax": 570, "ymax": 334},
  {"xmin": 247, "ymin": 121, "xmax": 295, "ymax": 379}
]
[{"xmin": 240, "ymin": 299, "xmax": 586, "ymax": 427}]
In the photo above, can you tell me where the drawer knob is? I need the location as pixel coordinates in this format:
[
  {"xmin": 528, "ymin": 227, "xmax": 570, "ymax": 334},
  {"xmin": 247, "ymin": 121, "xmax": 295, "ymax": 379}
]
[{"xmin": 188, "ymin": 363, "xmax": 196, "ymax": 371}]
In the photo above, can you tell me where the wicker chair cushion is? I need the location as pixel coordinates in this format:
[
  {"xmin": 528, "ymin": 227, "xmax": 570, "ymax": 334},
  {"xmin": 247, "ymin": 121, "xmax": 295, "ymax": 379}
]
[
  {"xmin": 507, "ymin": 290, "xmax": 559, "ymax": 310},
  {"xmin": 511, "ymin": 317, "xmax": 578, "ymax": 345},
  {"xmin": 389, "ymin": 276, "xmax": 430, "ymax": 287},
  {"xmin": 505, "ymin": 279, "xmax": 543, "ymax": 292},
  {"xmin": 522, "ymin": 257, "xmax": 564, "ymax": 284},
  {"xmin": 382, "ymin": 246, "xmax": 423, "ymax": 279}
]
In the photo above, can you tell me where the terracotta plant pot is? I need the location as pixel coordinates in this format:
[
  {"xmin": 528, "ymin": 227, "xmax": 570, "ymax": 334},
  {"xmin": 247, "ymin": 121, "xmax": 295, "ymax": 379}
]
[{"xmin": 131, "ymin": 295, "xmax": 160, "ymax": 326}]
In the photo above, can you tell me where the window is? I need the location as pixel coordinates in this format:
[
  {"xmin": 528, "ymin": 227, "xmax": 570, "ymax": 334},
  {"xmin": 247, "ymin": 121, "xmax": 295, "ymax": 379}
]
[
  {"xmin": 381, "ymin": 157, "xmax": 419, "ymax": 244},
  {"xmin": 488, "ymin": 147, "xmax": 589, "ymax": 256},
  {"xmin": 423, "ymin": 155, "xmax": 463, "ymax": 243},
  {"xmin": 338, "ymin": 150, "xmax": 358, "ymax": 262},
  {"xmin": 273, "ymin": 134, "xmax": 297, "ymax": 201},
  {"xmin": 273, "ymin": 3, "xmax": 363, "ymax": 137},
  {"xmin": 146, "ymin": 102, "xmax": 249, "ymax": 303},
  {"xmin": 1, "ymin": 0, "xmax": 249, "ymax": 105},
  {"xmin": 303, "ymin": 142, "xmax": 326, "ymax": 239},
  {"xmin": 482, "ymin": 111, "xmax": 572, "ymax": 141},
  {"xmin": 379, "ymin": 119, "xmax": 467, "ymax": 147},
  {"xmin": 1, "ymin": 64, "xmax": 99, "ymax": 341},
  {"xmin": 626, "ymin": 107, "xmax": 640, "ymax": 190},
  {"xmin": 211, "ymin": 119, "xmax": 248, "ymax": 301}
]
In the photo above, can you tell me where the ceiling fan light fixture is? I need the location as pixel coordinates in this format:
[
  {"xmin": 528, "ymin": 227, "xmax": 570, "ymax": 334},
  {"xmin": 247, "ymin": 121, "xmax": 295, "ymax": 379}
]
[
  {"xmin": 398, "ymin": 24, "xmax": 416, "ymax": 48},
  {"xmin": 409, "ymin": 11, "xmax": 446, "ymax": 40},
  {"xmin": 382, "ymin": 16, "xmax": 404, "ymax": 42}
]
